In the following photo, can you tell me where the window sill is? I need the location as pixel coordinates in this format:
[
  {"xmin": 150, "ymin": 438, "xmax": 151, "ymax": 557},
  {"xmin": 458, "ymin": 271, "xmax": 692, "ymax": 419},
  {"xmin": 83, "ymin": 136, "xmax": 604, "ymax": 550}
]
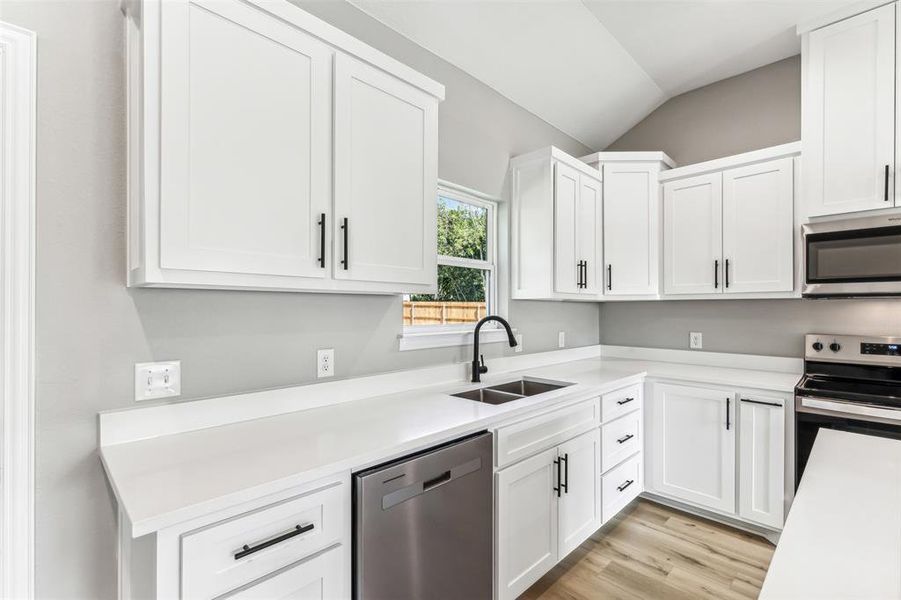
[{"xmin": 398, "ymin": 328, "xmax": 517, "ymax": 352}]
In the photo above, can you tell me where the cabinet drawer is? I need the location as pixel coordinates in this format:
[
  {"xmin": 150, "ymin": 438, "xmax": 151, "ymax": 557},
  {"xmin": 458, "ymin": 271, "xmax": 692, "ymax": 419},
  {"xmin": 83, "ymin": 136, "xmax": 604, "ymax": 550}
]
[
  {"xmin": 496, "ymin": 398, "xmax": 599, "ymax": 468},
  {"xmin": 182, "ymin": 482, "xmax": 345, "ymax": 599},
  {"xmin": 601, "ymin": 384, "xmax": 641, "ymax": 422},
  {"xmin": 601, "ymin": 411, "xmax": 641, "ymax": 472},
  {"xmin": 222, "ymin": 544, "xmax": 345, "ymax": 599},
  {"xmin": 602, "ymin": 453, "xmax": 642, "ymax": 523}
]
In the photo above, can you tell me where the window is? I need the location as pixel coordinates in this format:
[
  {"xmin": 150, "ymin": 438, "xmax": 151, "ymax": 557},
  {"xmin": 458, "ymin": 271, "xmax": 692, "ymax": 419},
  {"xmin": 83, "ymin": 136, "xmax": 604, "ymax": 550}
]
[{"xmin": 399, "ymin": 182, "xmax": 505, "ymax": 350}]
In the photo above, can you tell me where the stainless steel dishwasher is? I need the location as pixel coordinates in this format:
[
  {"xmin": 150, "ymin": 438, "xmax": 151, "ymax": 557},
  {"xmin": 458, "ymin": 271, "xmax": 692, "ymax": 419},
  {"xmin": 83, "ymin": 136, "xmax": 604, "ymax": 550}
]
[{"xmin": 353, "ymin": 431, "xmax": 493, "ymax": 600}]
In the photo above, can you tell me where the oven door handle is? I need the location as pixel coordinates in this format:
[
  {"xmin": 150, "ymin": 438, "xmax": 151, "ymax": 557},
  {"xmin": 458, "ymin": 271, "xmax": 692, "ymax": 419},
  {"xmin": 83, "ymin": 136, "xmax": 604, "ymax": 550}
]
[{"xmin": 798, "ymin": 396, "xmax": 901, "ymax": 423}]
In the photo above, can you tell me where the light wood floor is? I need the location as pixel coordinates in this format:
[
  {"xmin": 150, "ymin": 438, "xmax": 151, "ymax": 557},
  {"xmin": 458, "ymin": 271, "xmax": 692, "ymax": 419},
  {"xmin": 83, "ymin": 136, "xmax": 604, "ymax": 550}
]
[{"xmin": 521, "ymin": 500, "xmax": 776, "ymax": 600}]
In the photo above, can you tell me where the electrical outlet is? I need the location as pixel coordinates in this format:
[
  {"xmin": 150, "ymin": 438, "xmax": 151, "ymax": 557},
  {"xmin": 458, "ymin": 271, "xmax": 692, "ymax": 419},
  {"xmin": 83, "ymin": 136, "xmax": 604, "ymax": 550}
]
[
  {"xmin": 558, "ymin": 331, "xmax": 566, "ymax": 348},
  {"xmin": 689, "ymin": 332, "xmax": 703, "ymax": 350},
  {"xmin": 134, "ymin": 361, "xmax": 181, "ymax": 401},
  {"xmin": 317, "ymin": 348, "xmax": 335, "ymax": 378},
  {"xmin": 515, "ymin": 334, "xmax": 523, "ymax": 353}
]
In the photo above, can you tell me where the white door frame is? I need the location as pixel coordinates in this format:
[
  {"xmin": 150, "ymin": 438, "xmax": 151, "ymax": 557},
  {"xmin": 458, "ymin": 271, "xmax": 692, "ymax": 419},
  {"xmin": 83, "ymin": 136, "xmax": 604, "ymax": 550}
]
[{"xmin": 0, "ymin": 21, "xmax": 36, "ymax": 600}]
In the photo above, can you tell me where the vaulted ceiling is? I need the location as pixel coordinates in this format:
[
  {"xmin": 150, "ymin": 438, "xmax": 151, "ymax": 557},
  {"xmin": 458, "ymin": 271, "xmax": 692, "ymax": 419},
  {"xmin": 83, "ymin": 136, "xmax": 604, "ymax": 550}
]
[{"xmin": 349, "ymin": 0, "xmax": 858, "ymax": 150}]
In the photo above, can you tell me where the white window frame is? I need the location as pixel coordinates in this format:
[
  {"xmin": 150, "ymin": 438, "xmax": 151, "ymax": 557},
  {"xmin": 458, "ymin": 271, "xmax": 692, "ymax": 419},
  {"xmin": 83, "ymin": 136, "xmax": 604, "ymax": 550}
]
[{"xmin": 399, "ymin": 180, "xmax": 511, "ymax": 351}]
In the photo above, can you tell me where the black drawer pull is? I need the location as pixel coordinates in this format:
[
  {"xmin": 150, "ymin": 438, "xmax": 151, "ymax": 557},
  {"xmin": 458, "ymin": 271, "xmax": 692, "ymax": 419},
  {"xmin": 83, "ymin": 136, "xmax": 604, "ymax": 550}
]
[
  {"xmin": 607, "ymin": 264, "xmax": 612, "ymax": 291},
  {"xmin": 553, "ymin": 457, "xmax": 561, "ymax": 497},
  {"xmin": 740, "ymin": 398, "xmax": 782, "ymax": 408},
  {"xmin": 885, "ymin": 164, "xmax": 890, "ymax": 202},
  {"xmin": 317, "ymin": 213, "xmax": 326, "ymax": 268},
  {"xmin": 234, "ymin": 523, "xmax": 314, "ymax": 560},
  {"xmin": 340, "ymin": 217, "xmax": 349, "ymax": 270},
  {"xmin": 617, "ymin": 479, "xmax": 634, "ymax": 493},
  {"xmin": 616, "ymin": 434, "xmax": 634, "ymax": 444},
  {"xmin": 616, "ymin": 397, "xmax": 634, "ymax": 406},
  {"xmin": 561, "ymin": 453, "xmax": 569, "ymax": 494}
]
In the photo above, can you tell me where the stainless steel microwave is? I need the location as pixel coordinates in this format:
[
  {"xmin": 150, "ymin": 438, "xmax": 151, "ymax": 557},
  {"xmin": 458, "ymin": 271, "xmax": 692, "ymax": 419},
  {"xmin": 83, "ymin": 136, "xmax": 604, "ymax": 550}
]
[{"xmin": 802, "ymin": 214, "xmax": 901, "ymax": 297}]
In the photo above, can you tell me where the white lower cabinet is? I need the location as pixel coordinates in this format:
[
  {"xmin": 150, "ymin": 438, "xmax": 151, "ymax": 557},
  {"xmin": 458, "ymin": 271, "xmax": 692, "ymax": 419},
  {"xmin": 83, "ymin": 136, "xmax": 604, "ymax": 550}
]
[
  {"xmin": 223, "ymin": 545, "xmax": 345, "ymax": 599},
  {"xmin": 496, "ymin": 388, "xmax": 642, "ymax": 600},
  {"xmin": 557, "ymin": 430, "xmax": 602, "ymax": 557},
  {"xmin": 647, "ymin": 381, "xmax": 788, "ymax": 530},
  {"xmin": 496, "ymin": 430, "xmax": 601, "ymax": 600},
  {"xmin": 496, "ymin": 447, "xmax": 560, "ymax": 600},
  {"xmin": 739, "ymin": 396, "xmax": 785, "ymax": 529},
  {"xmin": 649, "ymin": 383, "xmax": 736, "ymax": 513}
]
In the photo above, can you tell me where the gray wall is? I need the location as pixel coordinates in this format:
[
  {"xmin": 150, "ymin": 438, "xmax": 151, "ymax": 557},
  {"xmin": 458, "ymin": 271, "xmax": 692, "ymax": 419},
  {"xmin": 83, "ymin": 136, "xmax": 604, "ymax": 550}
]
[
  {"xmin": 606, "ymin": 55, "xmax": 801, "ymax": 166},
  {"xmin": 0, "ymin": 1, "xmax": 596, "ymax": 597},
  {"xmin": 602, "ymin": 54, "xmax": 901, "ymax": 358}
]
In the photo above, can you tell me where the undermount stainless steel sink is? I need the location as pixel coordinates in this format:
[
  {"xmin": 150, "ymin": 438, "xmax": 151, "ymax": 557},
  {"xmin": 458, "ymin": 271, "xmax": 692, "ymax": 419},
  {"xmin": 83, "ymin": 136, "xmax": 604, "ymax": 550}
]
[{"xmin": 451, "ymin": 378, "xmax": 573, "ymax": 405}]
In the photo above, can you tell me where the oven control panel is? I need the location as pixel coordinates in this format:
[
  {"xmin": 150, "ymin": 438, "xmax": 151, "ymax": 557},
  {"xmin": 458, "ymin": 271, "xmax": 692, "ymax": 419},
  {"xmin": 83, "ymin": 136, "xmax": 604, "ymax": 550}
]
[
  {"xmin": 807, "ymin": 334, "xmax": 901, "ymax": 365},
  {"xmin": 861, "ymin": 342, "xmax": 901, "ymax": 356}
]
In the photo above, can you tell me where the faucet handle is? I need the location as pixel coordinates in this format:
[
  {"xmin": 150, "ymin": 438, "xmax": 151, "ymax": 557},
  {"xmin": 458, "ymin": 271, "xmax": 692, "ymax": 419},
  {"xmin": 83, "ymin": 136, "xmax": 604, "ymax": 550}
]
[{"xmin": 478, "ymin": 354, "xmax": 488, "ymax": 374}]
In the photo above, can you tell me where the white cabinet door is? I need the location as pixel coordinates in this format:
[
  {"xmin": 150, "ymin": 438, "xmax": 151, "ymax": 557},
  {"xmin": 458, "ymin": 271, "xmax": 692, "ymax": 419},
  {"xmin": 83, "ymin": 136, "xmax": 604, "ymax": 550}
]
[
  {"xmin": 805, "ymin": 3, "xmax": 895, "ymax": 216},
  {"xmin": 554, "ymin": 162, "xmax": 581, "ymax": 295},
  {"xmin": 159, "ymin": 0, "xmax": 332, "ymax": 278},
  {"xmin": 496, "ymin": 448, "xmax": 559, "ymax": 600},
  {"xmin": 650, "ymin": 383, "xmax": 736, "ymax": 514},
  {"xmin": 578, "ymin": 174, "xmax": 604, "ymax": 295},
  {"xmin": 603, "ymin": 163, "xmax": 660, "ymax": 295},
  {"xmin": 722, "ymin": 158, "xmax": 794, "ymax": 293},
  {"xmin": 333, "ymin": 54, "xmax": 438, "ymax": 287},
  {"xmin": 663, "ymin": 174, "xmax": 723, "ymax": 295},
  {"xmin": 557, "ymin": 430, "xmax": 601, "ymax": 558},
  {"xmin": 739, "ymin": 396, "xmax": 785, "ymax": 529},
  {"xmin": 224, "ymin": 545, "xmax": 345, "ymax": 599}
]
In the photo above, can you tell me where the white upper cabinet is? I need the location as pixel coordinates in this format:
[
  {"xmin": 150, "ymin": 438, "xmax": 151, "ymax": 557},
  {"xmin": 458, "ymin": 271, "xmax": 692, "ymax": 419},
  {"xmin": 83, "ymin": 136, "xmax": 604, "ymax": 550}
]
[
  {"xmin": 126, "ymin": 0, "xmax": 444, "ymax": 293},
  {"xmin": 333, "ymin": 54, "xmax": 438, "ymax": 286},
  {"xmin": 554, "ymin": 162, "xmax": 582, "ymax": 295},
  {"xmin": 722, "ymin": 158, "xmax": 794, "ymax": 293},
  {"xmin": 663, "ymin": 173, "xmax": 723, "ymax": 295},
  {"xmin": 578, "ymin": 175, "xmax": 604, "ymax": 295},
  {"xmin": 803, "ymin": 3, "xmax": 896, "ymax": 217},
  {"xmin": 649, "ymin": 383, "xmax": 736, "ymax": 514},
  {"xmin": 661, "ymin": 146, "xmax": 799, "ymax": 298},
  {"xmin": 510, "ymin": 147, "xmax": 603, "ymax": 301},
  {"xmin": 581, "ymin": 154, "xmax": 674, "ymax": 297},
  {"xmin": 158, "ymin": 0, "xmax": 333, "ymax": 280}
]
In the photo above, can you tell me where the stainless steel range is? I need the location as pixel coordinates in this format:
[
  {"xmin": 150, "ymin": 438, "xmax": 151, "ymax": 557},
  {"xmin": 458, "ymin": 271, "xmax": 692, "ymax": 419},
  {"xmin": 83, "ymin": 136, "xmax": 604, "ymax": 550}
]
[{"xmin": 795, "ymin": 334, "xmax": 901, "ymax": 488}]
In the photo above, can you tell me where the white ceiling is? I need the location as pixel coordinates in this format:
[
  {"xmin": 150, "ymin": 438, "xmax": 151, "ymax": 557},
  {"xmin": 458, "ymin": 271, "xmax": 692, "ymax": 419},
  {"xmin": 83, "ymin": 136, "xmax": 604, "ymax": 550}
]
[{"xmin": 349, "ymin": 0, "xmax": 858, "ymax": 150}]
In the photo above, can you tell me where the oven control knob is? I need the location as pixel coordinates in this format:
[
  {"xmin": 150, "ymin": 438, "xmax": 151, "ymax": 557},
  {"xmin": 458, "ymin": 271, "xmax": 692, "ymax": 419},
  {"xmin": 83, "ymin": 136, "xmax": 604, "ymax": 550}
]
[
  {"xmin": 812, "ymin": 341, "xmax": 823, "ymax": 352},
  {"xmin": 829, "ymin": 341, "xmax": 841, "ymax": 352}
]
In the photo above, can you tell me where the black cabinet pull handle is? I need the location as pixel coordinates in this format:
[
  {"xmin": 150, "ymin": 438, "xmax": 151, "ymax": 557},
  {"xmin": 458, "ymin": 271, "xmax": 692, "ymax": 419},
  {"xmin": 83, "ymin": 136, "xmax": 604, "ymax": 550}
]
[
  {"xmin": 607, "ymin": 264, "xmax": 612, "ymax": 291},
  {"xmin": 553, "ymin": 457, "xmax": 561, "ymax": 497},
  {"xmin": 741, "ymin": 398, "xmax": 782, "ymax": 408},
  {"xmin": 725, "ymin": 259, "xmax": 730, "ymax": 288},
  {"xmin": 340, "ymin": 217, "xmax": 348, "ymax": 270},
  {"xmin": 726, "ymin": 397, "xmax": 731, "ymax": 430},
  {"xmin": 576, "ymin": 261, "xmax": 585, "ymax": 289},
  {"xmin": 582, "ymin": 261, "xmax": 587, "ymax": 289},
  {"xmin": 616, "ymin": 397, "xmax": 634, "ymax": 406},
  {"xmin": 318, "ymin": 213, "xmax": 326, "ymax": 268},
  {"xmin": 714, "ymin": 259, "xmax": 719, "ymax": 289},
  {"xmin": 616, "ymin": 433, "xmax": 634, "ymax": 444},
  {"xmin": 617, "ymin": 479, "xmax": 634, "ymax": 493},
  {"xmin": 885, "ymin": 164, "xmax": 890, "ymax": 202},
  {"xmin": 562, "ymin": 452, "xmax": 569, "ymax": 493},
  {"xmin": 234, "ymin": 523, "xmax": 314, "ymax": 560}
]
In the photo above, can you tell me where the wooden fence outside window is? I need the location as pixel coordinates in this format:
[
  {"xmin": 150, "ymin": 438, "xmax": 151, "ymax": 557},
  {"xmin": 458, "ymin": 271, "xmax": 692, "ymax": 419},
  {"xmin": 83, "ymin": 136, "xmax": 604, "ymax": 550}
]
[{"xmin": 403, "ymin": 301, "xmax": 487, "ymax": 326}]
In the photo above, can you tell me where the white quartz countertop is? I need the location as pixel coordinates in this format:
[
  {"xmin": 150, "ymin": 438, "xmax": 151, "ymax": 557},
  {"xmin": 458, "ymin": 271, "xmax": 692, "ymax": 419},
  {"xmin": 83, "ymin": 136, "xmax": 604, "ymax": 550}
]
[
  {"xmin": 101, "ymin": 352, "xmax": 800, "ymax": 536},
  {"xmin": 760, "ymin": 429, "xmax": 901, "ymax": 599}
]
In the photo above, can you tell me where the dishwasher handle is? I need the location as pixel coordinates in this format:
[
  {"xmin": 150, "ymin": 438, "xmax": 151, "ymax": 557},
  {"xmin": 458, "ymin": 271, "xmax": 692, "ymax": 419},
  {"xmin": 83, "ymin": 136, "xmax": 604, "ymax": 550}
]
[{"xmin": 381, "ymin": 456, "xmax": 483, "ymax": 510}]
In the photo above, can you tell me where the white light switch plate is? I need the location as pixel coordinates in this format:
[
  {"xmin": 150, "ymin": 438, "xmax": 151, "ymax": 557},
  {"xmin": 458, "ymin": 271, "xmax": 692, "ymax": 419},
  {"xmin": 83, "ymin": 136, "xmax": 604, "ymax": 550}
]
[
  {"xmin": 515, "ymin": 334, "xmax": 523, "ymax": 353},
  {"xmin": 558, "ymin": 331, "xmax": 566, "ymax": 348},
  {"xmin": 317, "ymin": 348, "xmax": 335, "ymax": 378},
  {"xmin": 134, "ymin": 361, "xmax": 181, "ymax": 401},
  {"xmin": 689, "ymin": 332, "xmax": 703, "ymax": 350}
]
